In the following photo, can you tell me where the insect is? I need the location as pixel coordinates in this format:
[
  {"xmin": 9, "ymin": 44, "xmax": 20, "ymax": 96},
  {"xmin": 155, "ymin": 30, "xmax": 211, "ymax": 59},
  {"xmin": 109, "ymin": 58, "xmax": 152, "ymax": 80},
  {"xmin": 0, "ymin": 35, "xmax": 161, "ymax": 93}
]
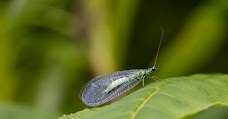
[{"xmin": 80, "ymin": 28, "xmax": 164, "ymax": 107}]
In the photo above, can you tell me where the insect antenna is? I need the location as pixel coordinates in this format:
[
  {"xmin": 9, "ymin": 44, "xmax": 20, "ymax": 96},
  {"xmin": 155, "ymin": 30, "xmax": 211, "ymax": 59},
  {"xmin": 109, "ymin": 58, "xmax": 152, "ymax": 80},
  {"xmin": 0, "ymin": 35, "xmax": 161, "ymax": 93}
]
[{"xmin": 153, "ymin": 26, "xmax": 164, "ymax": 67}]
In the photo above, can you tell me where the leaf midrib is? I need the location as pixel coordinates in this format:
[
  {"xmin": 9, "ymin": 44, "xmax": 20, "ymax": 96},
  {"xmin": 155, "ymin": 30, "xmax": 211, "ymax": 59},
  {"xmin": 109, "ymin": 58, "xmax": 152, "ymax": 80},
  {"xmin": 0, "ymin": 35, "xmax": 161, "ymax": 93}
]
[{"xmin": 130, "ymin": 87, "xmax": 161, "ymax": 119}]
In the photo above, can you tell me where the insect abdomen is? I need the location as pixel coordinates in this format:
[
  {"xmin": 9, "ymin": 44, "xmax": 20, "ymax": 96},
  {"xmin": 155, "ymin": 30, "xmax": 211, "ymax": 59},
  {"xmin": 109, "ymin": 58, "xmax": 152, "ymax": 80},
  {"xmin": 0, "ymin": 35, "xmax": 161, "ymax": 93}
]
[
  {"xmin": 103, "ymin": 75, "xmax": 145, "ymax": 105},
  {"xmin": 102, "ymin": 77, "xmax": 129, "ymax": 94}
]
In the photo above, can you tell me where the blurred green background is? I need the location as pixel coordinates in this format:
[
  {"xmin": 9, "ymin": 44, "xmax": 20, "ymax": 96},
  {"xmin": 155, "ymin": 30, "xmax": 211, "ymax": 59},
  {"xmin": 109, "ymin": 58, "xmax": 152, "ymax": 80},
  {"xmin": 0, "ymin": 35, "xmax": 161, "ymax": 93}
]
[{"xmin": 0, "ymin": 0, "xmax": 228, "ymax": 118}]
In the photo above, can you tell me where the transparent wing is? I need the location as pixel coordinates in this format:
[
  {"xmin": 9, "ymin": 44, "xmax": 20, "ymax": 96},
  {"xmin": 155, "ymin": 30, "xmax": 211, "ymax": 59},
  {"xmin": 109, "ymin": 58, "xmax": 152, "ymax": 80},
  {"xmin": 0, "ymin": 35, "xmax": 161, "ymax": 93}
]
[{"xmin": 80, "ymin": 69, "xmax": 145, "ymax": 107}]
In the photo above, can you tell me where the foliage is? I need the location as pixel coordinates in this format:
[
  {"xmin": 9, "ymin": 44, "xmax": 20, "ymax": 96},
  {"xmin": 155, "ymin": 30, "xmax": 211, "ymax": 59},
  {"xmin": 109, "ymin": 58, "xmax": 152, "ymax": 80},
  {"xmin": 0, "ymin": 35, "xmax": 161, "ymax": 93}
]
[
  {"xmin": 59, "ymin": 74, "xmax": 228, "ymax": 119},
  {"xmin": 0, "ymin": 103, "xmax": 57, "ymax": 119}
]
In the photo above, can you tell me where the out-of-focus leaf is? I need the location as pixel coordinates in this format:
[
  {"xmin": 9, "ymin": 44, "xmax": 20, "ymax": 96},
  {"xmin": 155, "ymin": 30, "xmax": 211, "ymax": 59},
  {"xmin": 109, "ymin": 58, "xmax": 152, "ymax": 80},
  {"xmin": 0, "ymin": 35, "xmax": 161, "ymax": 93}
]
[
  {"xmin": 0, "ymin": 3, "xmax": 15, "ymax": 100},
  {"xmin": 156, "ymin": 2, "xmax": 227, "ymax": 78},
  {"xmin": 84, "ymin": 0, "xmax": 139, "ymax": 74},
  {"xmin": 0, "ymin": 103, "xmax": 58, "ymax": 119}
]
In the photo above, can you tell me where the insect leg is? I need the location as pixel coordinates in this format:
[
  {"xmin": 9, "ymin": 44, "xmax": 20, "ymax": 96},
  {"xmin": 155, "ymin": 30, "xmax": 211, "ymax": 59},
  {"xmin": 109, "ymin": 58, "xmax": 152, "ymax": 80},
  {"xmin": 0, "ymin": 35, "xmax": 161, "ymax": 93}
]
[
  {"xmin": 142, "ymin": 75, "xmax": 146, "ymax": 87},
  {"xmin": 142, "ymin": 78, "xmax": 144, "ymax": 87},
  {"xmin": 150, "ymin": 76, "xmax": 160, "ymax": 82}
]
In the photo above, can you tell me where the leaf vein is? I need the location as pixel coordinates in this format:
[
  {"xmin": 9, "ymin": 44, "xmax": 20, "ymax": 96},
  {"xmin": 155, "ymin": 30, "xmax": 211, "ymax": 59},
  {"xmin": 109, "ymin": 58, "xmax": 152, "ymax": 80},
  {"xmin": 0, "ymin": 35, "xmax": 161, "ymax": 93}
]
[{"xmin": 130, "ymin": 88, "xmax": 160, "ymax": 119}]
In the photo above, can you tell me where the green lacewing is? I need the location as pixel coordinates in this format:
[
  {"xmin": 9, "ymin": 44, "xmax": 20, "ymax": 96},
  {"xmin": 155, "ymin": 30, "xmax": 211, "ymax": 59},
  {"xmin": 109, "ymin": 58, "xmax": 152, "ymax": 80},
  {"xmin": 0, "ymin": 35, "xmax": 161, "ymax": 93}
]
[{"xmin": 80, "ymin": 28, "xmax": 164, "ymax": 107}]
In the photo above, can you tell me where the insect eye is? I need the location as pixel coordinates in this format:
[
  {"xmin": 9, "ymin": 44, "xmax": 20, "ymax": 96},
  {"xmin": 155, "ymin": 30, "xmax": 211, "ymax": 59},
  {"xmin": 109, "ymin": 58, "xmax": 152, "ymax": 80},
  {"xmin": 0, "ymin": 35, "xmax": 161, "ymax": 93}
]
[
  {"xmin": 152, "ymin": 68, "xmax": 156, "ymax": 71},
  {"xmin": 152, "ymin": 66, "xmax": 158, "ymax": 71}
]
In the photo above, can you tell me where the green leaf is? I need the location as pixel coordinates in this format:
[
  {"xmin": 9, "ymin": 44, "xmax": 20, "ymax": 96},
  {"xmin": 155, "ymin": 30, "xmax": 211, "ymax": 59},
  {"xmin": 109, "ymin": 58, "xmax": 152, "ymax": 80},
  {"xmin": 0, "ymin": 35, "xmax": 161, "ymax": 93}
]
[{"xmin": 59, "ymin": 74, "xmax": 228, "ymax": 119}]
